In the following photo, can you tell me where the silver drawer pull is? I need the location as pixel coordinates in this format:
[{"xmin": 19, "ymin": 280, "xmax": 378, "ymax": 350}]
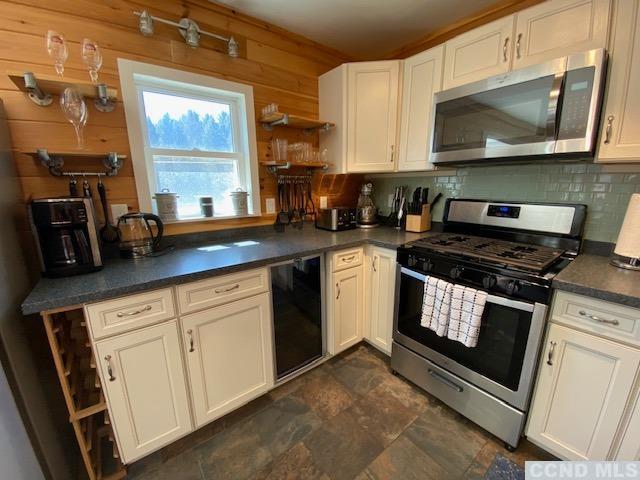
[
  {"xmin": 503, "ymin": 37, "xmax": 509, "ymax": 62},
  {"xmin": 342, "ymin": 255, "xmax": 356, "ymax": 263},
  {"xmin": 105, "ymin": 355, "xmax": 116, "ymax": 381},
  {"xmin": 579, "ymin": 310, "xmax": 620, "ymax": 326},
  {"xmin": 336, "ymin": 282, "xmax": 341, "ymax": 300},
  {"xmin": 187, "ymin": 329, "xmax": 195, "ymax": 352},
  {"xmin": 547, "ymin": 341, "xmax": 557, "ymax": 366},
  {"xmin": 214, "ymin": 283, "xmax": 240, "ymax": 294},
  {"xmin": 372, "ymin": 256, "xmax": 377, "ymax": 272},
  {"xmin": 116, "ymin": 304, "xmax": 152, "ymax": 317},
  {"xmin": 428, "ymin": 369, "xmax": 463, "ymax": 392},
  {"xmin": 604, "ymin": 115, "xmax": 614, "ymax": 144}
]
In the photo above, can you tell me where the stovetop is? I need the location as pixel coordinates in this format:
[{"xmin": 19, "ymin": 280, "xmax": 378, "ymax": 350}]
[{"xmin": 409, "ymin": 233, "xmax": 566, "ymax": 274}]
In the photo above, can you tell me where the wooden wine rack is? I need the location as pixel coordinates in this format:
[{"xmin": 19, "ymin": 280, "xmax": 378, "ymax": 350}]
[{"xmin": 42, "ymin": 306, "xmax": 126, "ymax": 480}]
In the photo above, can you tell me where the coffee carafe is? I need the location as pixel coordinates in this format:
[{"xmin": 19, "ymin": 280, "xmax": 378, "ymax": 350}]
[
  {"xmin": 117, "ymin": 212, "xmax": 164, "ymax": 258},
  {"xmin": 357, "ymin": 182, "xmax": 378, "ymax": 228}
]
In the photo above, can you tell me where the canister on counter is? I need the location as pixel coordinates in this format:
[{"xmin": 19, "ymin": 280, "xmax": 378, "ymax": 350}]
[{"xmin": 230, "ymin": 188, "xmax": 249, "ymax": 216}]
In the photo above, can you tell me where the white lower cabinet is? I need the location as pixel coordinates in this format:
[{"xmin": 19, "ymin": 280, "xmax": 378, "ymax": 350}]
[
  {"xmin": 364, "ymin": 246, "xmax": 397, "ymax": 355},
  {"xmin": 614, "ymin": 389, "xmax": 640, "ymax": 460},
  {"xmin": 181, "ymin": 292, "xmax": 274, "ymax": 427},
  {"xmin": 526, "ymin": 323, "xmax": 640, "ymax": 460},
  {"xmin": 328, "ymin": 261, "xmax": 364, "ymax": 355},
  {"xmin": 95, "ymin": 320, "xmax": 193, "ymax": 463}
]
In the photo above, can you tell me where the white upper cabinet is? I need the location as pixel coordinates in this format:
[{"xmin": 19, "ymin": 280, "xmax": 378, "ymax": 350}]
[
  {"xmin": 181, "ymin": 292, "xmax": 274, "ymax": 428},
  {"xmin": 346, "ymin": 61, "xmax": 400, "ymax": 172},
  {"xmin": 319, "ymin": 61, "xmax": 400, "ymax": 174},
  {"xmin": 597, "ymin": 0, "xmax": 640, "ymax": 162},
  {"xmin": 397, "ymin": 46, "xmax": 444, "ymax": 172},
  {"xmin": 513, "ymin": 0, "xmax": 611, "ymax": 68},
  {"xmin": 526, "ymin": 323, "xmax": 640, "ymax": 460},
  {"xmin": 443, "ymin": 16, "xmax": 515, "ymax": 90},
  {"xmin": 95, "ymin": 321, "xmax": 193, "ymax": 463}
]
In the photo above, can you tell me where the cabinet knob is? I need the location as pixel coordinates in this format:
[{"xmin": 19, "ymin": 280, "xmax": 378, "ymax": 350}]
[
  {"xmin": 604, "ymin": 115, "xmax": 614, "ymax": 144},
  {"xmin": 546, "ymin": 341, "xmax": 557, "ymax": 366},
  {"xmin": 104, "ymin": 355, "xmax": 116, "ymax": 382}
]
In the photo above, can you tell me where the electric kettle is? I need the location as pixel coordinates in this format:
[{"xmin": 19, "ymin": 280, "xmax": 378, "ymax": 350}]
[{"xmin": 117, "ymin": 212, "xmax": 164, "ymax": 258}]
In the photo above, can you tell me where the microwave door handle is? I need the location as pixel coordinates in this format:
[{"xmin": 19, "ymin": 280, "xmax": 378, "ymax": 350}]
[{"xmin": 546, "ymin": 72, "xmax": 565, "ymax": 140}]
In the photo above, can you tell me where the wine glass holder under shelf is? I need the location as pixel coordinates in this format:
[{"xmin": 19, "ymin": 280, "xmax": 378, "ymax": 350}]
[
  {"xmin": 9, "ymin": 72, "xmax": 117, "ymax": 112},
  {"xmin": 31, "ymin": 149, "xmax": 126, "ymax": 177}
]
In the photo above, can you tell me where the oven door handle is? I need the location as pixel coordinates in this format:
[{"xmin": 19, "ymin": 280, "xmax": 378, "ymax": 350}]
[{"xmin": 400, "ymin": 267, "xmax": 534, "ymax": 313}]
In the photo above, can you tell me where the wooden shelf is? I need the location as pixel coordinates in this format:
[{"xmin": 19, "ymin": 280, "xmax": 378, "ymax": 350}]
[
  {"xmin": 21, "ymin": 149, "xmax": 126, "ymax": 177},
  {"xmin": 8, "ymin": 71, "xmax": 118, "ymax": 100},
  {"xmin": 260, "ymin": 112, "xmax": 334, "ymax": 132},
  {"xmin": 260, "ymin": 160, "xmax": 329, "ymax": 168}
]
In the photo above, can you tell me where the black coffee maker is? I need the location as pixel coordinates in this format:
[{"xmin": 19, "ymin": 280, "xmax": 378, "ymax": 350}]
[{"xmin": 29, "ymin": 198, "xmax": 103, "ymax": 277}]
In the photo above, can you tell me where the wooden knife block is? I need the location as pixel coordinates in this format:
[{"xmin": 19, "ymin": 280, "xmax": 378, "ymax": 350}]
[{"xmin": 405, "ymin": 204, "xmax": 431, "ymax": 233}]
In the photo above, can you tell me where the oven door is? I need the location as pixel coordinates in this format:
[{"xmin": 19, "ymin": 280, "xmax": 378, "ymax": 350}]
[{"xmin": 393, "ymin": 266, "xmax": 546, "ymax": 411}]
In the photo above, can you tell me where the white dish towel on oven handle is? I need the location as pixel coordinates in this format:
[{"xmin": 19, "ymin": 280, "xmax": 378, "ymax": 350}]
[
  {"xmin": 420, "ymin": 276, "xmax": 453, "ymax": 337},
  {"xmin": 448, "ymin": 284, "xmax": 488, "ymax": 348}
]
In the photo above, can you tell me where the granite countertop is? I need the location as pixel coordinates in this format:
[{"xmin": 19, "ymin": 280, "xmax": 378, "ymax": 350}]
[
  {"xmin": 22, "ymin": 226, "xmax": 425, "ymax": 315},
  {"xmin": 553, "ymin": 254, "xmax": 640, "ymax": 308}
]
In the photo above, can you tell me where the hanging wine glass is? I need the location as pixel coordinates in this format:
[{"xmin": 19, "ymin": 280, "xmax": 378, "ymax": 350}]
[
  {"xmin": 81, "ymin": 38, "xmax": 102, "ymax": 83},
  {"xmin": 60, "ymin": 87, "xmax": 88, "ymax": 149},
  {"xmin": 46, "ymin": 30, "xmax": 68, "ymax": 76}
]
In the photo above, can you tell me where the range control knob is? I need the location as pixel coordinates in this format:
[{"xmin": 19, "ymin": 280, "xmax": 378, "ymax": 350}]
[
  {"xmin": 408, "ymin": 256, "xmax": 418, "ymax": 268},
  {"xmin": 482, "ymin": 275, "xmax": 497, "ymax": 290},
  {"xmin": 421, "ymin": 259, "xmax": 434, "ymax": 272},
  {"xmin": 450, "ymin": 266, "xmax": 463, "ymax": 280},
  {"xmin": 506, "ymin": 280, "xmax": 521, "ymax": 296}
]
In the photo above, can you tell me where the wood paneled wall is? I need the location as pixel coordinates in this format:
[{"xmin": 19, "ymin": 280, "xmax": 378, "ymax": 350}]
[{"xmin": 1, "ymin": 0, "xmax": 353, "ymax": 236}]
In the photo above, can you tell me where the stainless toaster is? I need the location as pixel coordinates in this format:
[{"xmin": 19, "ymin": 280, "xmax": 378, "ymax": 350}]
[{"xmin": 315, "ymin": 207, "xmax": 357, "ymax": 231}]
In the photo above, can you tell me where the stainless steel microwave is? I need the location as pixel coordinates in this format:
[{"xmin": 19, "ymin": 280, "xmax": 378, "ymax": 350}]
[{"xmin": 430, "ymin": 49, "xmax": 607, "ymax": 165}]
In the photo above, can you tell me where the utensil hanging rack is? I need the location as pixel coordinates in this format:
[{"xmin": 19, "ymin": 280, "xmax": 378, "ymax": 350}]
[
  {"xmin": 26, "ymin": 149, "xmax": 126, "ymax": 177},
  {"xmin": 8, "ymin": 72, "xmax": 117, "ymax": 112}
]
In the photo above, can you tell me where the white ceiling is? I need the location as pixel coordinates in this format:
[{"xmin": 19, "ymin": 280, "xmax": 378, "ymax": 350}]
[{"xmin": 213, "ymin": 0, "xmax": 499, "ymax": 59}]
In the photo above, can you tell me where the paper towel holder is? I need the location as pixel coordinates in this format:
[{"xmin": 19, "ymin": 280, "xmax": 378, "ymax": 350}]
[
  {"xmin": 610, "ymin": 254, "xmax": 640, "ymax": 271},
  {"xmin": 610, "ymin": 193, "xmax": 640, "ymax": 271}
]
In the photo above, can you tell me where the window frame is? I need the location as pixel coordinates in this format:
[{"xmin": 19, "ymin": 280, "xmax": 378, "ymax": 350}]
[{"xmin": 118, "ymin": 59, "xmax": 261, "ymax": 221}]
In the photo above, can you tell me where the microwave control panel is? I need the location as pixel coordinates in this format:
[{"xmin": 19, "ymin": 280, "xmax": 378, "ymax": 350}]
[{"xmin": 557, "ymin": 67, "xmax": 595, "ymax": 140}]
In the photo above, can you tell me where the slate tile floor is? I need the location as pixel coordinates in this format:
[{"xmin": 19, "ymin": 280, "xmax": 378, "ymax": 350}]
[{"xmin": 127, "ymin": 344, "xmax": 554, "ymax": 480}]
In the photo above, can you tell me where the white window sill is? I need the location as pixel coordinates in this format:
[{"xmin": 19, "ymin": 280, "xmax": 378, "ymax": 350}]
[{"xmin": 162, "ymin": 213, "xmax": 263, "ymax": 225}]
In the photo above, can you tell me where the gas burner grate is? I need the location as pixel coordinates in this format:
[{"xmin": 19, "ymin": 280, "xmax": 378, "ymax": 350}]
[{"xmin": 409, "ymin": 233, "xmax": 565, "ymax": 273}]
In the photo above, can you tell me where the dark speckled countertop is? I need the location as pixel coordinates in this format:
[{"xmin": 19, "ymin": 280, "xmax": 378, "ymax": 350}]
[
  {"xmin": 22, "ymin": 226, "xmax": 425, "ymax": 315},
  {"xmin": 553, "ymin": 254, "xmax": 640, "ymax": 308}
]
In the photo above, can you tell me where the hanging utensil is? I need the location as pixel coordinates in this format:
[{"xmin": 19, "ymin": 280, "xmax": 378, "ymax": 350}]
[
  {"xmin": 97, "ymin": 176, "xmax": 121, "ymax": 243},
  {"xmin": 69, "ymin": 174, "xmax": 78, "ymax": 197},
  {"xmin": 274, "ymin": 179, "xmax": 285, "ymax": 232},
  {"xmin": 82, "ymin": 176, "xmax": 92, "ymax": 198},
  {"xmin": 430, "ymin": 193, "xmax": 443, "ymax": 212}
]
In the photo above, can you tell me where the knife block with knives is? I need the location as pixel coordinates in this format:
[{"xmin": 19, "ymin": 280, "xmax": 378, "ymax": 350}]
[{"xmin": 405, "ymin": 204, "xmax": 431, "ymax": 232}]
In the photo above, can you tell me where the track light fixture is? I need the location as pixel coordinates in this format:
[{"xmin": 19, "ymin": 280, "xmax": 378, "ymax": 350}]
[{"xmin": 134, "ymin": 10, "xmax": 238, "ymax": 57}]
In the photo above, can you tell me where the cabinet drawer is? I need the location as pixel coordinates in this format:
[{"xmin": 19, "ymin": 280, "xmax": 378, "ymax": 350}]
[
  {"xmin": 85, "ymin": 288, "xmax": 175, "ymax": 340},
  {"xmin": 332, "ymin": 248, "xmax": 363, "ymax": 272},
  {"xmin": 552, "ymin": 291, "xmax": 640, "ymax": 347},
  {"xmin": 177, "ymin": 268, "xmax": 269, "ymax": 315}
]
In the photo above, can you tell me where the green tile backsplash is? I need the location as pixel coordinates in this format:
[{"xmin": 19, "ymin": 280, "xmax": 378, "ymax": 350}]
[{"xmin": 368, "ymin": 163, "xmax": 640, "ymax": 243}]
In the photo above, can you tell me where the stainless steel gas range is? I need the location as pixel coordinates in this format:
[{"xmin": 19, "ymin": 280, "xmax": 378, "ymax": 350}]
[{"xmin": 391, "ymin": 198, "xmax": 587, "ymax": 450}]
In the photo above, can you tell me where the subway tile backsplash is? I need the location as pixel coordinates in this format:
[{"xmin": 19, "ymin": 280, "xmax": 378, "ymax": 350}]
[{"xmin": 369, "ymin": 163, "xmax": 640, "ymax": 243}]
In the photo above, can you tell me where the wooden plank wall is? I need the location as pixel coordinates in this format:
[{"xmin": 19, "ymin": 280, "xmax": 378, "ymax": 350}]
[{"xmin": 0, "ymin": 0, "xmax": 356, "ymax": 237}]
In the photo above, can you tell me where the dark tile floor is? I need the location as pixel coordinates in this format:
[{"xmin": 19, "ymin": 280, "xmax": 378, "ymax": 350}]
[{"xmin": 126, "ymin": 344, "xmax": 554, "ymax": 480}]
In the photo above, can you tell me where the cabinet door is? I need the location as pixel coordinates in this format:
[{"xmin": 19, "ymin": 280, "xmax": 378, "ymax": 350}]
[
  {"xmin": 526, "ymin": 323, "xmax": 640, "ymax": 460},
  {"xmin": 442, "ymin": 16, "xmax": 514, "ymax": 90},
  {"xmin": 365, "ymin": 246, "xmax": 397, "ymax": 355},
  {"xmin": 346, "ymin": 61, "xmax": 400, "ymax": 172},
  {"xmin": 181, "ymin": 292, "xmax": 274, "ymax": 427},
  {"xmin": 397, "ymin": 46, "xmax": 444, "ymax": 172},
  {"xmin": 614, "ymin": 389, "xmax": 640, "ymax": 460},
  {"xmin": 95, "ymin": 321, "xmax": 192, "ymax": 463},
  {"xmin": 513, "ymin": 0, "xmax": 610, "ymax": 69},
  {"xmin": 597, "ymin": 0, "xmax": 640, "ymax": 162},
  {"xmin": 332, "ymin": 266, "xmax": 364, "ymax": 354}
]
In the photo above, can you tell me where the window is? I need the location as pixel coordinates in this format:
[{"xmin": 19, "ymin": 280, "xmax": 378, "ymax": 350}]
[{"xmin": 118, "ymin": 59, "xmax": 260, "ymax": 220}]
